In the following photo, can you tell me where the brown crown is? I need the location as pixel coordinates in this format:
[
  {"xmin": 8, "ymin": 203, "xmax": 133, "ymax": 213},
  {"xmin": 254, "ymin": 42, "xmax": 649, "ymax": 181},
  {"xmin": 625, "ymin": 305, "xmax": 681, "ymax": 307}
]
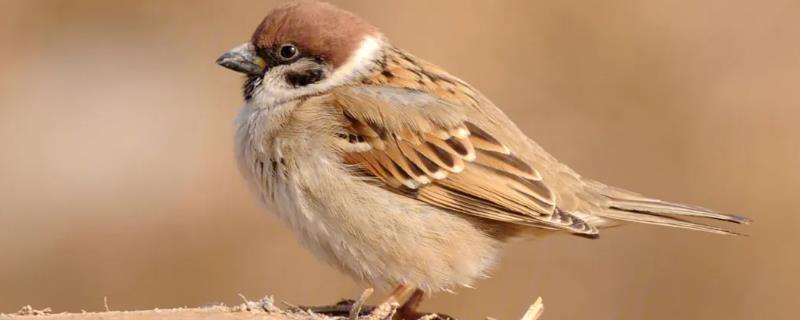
[{"xmin": 251, "ymin": 1, "xmax": 380, "ymax": 68}]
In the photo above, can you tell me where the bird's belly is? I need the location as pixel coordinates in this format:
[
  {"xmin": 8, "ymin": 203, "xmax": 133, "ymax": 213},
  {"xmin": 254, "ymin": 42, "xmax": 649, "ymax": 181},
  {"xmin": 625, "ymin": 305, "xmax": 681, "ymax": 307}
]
[
  {"xmin": 271, "ymin": 170, "xmax": 503, "ymax": 292},
  {"xmin": 234, "ymin": 103, "xmax": 503, "ymax": 292},
  {"xmin": 242, "ymin": 150, "xmax": 501, "ymax": 291}
]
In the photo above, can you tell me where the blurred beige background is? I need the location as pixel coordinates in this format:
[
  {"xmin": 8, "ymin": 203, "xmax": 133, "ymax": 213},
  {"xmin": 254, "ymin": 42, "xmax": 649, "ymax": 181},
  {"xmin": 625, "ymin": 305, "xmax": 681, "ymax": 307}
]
[{"xmin": 1, "ymin": 0, "xmax": 798, "ymax": 319}]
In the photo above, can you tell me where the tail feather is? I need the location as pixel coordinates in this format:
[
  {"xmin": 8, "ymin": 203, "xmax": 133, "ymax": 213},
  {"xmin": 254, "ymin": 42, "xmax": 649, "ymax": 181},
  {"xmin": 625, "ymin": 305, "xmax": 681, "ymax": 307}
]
[
  {"xmin": 608, "ymin": 198, "xmax": 751, "ymax": 224},
  {"xmin": 595, "ymin": 195, "xmax": 750, "ymax": 236},
  {"xmin": 596, "ymin": 208, "xmax": 744, "ymax": 236}
]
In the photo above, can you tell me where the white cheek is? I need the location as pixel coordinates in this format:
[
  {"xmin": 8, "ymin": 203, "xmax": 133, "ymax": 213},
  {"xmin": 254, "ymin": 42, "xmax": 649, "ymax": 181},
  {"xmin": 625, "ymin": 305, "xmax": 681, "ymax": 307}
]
[{"xmin": 251, "ymin": 66, "xmax": 293, "ymax": 107}]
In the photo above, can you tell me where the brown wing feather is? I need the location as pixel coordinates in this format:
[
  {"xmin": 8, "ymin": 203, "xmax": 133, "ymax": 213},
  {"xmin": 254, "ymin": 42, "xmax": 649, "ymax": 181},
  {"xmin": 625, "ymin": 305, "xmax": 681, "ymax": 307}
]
[
  {"xmin": 346, "ymin": 46, "xmax": 747, "ymax": 236},
  {"xmin": 332, "ymin": 86, "xmax": 597, "ymax": 236}
]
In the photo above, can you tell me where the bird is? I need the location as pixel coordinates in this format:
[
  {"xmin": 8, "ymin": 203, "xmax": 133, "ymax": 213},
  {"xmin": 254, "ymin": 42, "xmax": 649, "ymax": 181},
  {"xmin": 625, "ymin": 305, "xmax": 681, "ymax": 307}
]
[{"xmin": 216, "ymin": 1, "xmax": 749, "ymax": 318}]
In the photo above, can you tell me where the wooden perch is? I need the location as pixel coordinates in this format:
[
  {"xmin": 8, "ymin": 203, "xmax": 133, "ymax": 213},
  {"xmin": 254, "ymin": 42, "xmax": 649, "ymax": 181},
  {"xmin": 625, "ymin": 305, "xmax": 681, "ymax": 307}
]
[{"xmin": 2, "ymin": 291, "xmax": 544, "ymax": 320}]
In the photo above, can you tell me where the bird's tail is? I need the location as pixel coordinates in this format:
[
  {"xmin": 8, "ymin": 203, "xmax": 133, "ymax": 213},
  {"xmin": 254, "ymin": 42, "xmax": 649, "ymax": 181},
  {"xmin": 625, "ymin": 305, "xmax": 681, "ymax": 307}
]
[{"xmin": 589, "ymin": 183, "xmax": 751, "ymax": 235}]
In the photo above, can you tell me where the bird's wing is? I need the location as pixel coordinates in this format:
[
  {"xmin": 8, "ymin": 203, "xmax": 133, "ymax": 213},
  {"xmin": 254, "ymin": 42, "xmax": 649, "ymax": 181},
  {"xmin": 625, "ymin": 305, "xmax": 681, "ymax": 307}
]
[{"xmin": 329, "ymin": 85, "xmax": 598, "ymax": 236}]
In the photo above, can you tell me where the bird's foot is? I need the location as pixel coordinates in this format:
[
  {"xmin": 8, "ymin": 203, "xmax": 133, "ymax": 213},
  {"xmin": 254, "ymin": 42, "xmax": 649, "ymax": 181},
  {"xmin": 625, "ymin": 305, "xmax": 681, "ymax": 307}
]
[
  {"xmin": 297, "ymin": 299, "xmax": 373, "ymax": 316},
  {"xmin": 295, "ymin": 287, "xmax": 456, "ymax": 320},
  {"xmin": 296, "ymin": 288, "xmax": 400, "ymax": 320}
]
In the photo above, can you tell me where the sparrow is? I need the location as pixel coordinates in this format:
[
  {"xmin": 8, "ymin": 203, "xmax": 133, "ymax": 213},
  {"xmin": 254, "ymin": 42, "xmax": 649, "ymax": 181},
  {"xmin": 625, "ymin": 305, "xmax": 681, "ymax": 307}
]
[{"xmin": 216, "ymin": 1, "xmax": 749, "ymax": 317}]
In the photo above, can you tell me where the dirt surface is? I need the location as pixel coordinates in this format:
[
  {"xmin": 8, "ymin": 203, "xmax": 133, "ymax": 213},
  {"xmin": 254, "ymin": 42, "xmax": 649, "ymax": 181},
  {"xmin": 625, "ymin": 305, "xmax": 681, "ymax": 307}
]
[
  {"xmin": 5, "ymin": 308, "xmax": 302, "ymax": 320},
  {"xmin": 2, "ymin": 295, "xmax": 435, "ymax": 320},
  {"xmin": 0, "ymin": 295, "xmax": 543, "ymax": 320},
  {"xmin": 3, "ymin": 298, "xmax": 337, "ymax": 320}
]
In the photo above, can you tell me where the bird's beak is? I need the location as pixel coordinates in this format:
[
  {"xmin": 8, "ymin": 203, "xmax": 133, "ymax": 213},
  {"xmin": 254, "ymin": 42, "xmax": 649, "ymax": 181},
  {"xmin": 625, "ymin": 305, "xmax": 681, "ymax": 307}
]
[{"xmin": 216, "ymin": 43, "xmax": 266, "ymax": 76}]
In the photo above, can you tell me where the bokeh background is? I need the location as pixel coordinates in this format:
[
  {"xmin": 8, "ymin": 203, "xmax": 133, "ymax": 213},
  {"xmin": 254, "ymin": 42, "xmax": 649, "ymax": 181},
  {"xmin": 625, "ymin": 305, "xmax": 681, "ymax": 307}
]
[{"xmin": 1, "ymin": 0, "xmax": 798, "ymax": 319}]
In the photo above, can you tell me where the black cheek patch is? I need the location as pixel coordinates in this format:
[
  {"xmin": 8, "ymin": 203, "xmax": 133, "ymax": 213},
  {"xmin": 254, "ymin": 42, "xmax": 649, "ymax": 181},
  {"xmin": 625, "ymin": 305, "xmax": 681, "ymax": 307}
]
[
  {"xmin": 285, "ymin": 69, "xmax": 326, "ymax": 87},
  {"xmin": 242, "ymin": 75, "xmax": 261, "ymax": 101}
]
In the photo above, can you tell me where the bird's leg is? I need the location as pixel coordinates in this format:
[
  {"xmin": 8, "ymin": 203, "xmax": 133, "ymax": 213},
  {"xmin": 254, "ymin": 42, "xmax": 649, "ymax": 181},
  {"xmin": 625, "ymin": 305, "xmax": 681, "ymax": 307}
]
[
  {"xmin": 394, "ymin": 289, "xmax": 455, "ymax": 320},
  {"xmin": 395, "ymin": 289, "xmax": 424, "ymax": 318},
  {"xmin": 381, "ymin": 284, "xmax": 414, "ymax": 305}
]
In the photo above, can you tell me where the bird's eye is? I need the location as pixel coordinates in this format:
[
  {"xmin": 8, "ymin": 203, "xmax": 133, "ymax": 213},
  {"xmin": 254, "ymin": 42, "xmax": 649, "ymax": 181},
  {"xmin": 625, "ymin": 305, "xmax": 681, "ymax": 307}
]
[{"xmin": 278, "ymin": 44, "xmax": 299, "ymax": 61}]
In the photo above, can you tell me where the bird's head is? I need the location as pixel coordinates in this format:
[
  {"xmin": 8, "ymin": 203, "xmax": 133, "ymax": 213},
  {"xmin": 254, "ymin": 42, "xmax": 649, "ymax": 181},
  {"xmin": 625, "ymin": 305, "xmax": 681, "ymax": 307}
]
[{"xmin": 216, "ymin": 1, "xmax": 385, "ymax": 105}]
